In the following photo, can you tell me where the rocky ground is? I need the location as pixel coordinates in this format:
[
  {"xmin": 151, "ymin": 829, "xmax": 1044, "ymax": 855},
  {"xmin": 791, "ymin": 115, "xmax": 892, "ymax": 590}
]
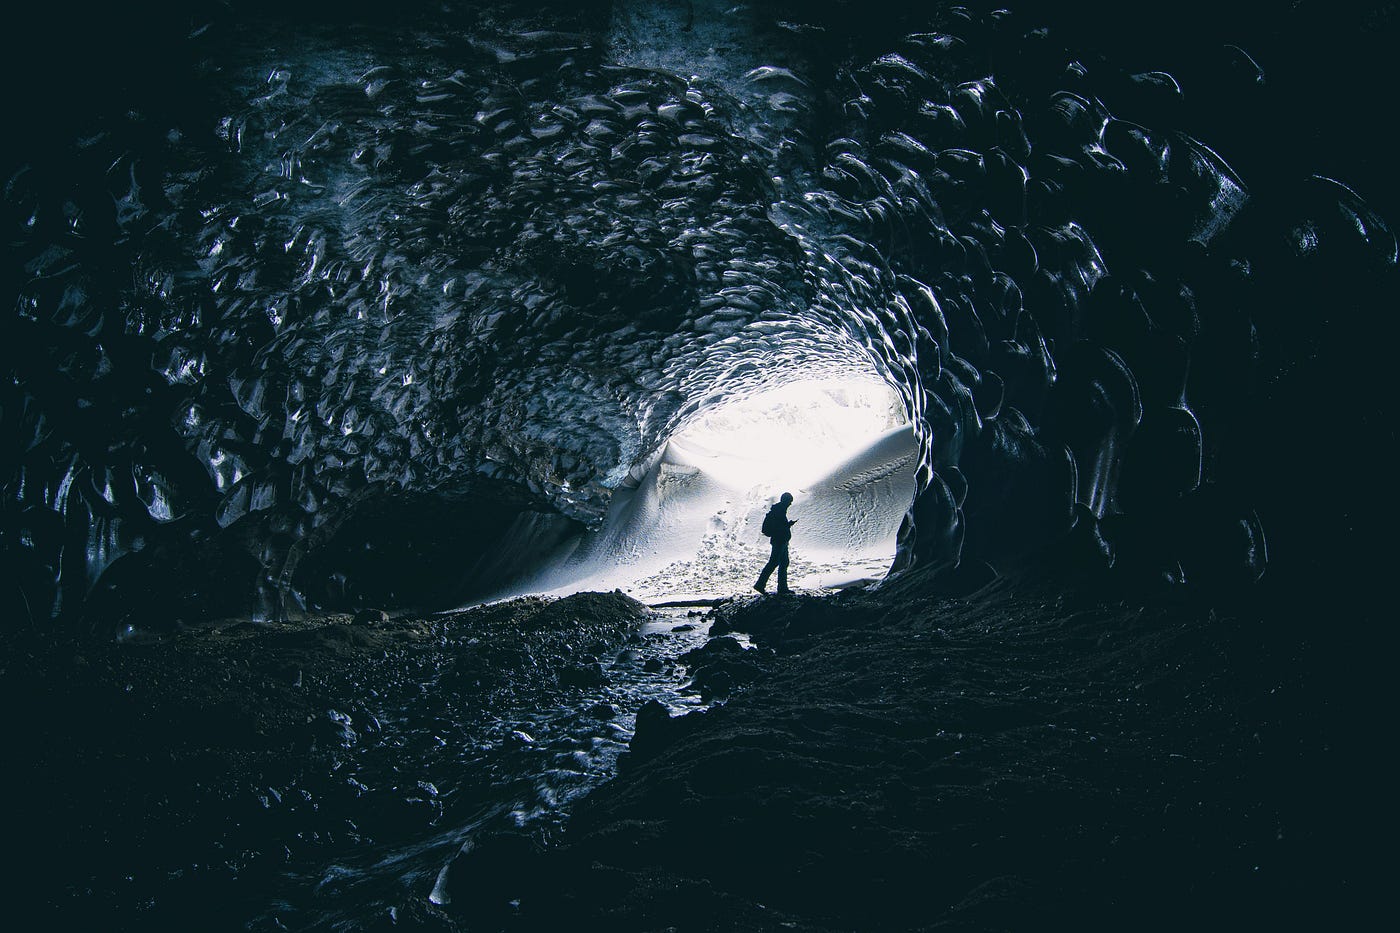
[
  {"xmin": 0, "ymin": 572, "xmax": 1379, "ymax": 931},
  {"xmin": 0, "ymin": 592, "xmax": 660, "ymax": 929},
  {"xmin": 442, "ymin": 571, "xmax": 1373, "ymax": 932}
]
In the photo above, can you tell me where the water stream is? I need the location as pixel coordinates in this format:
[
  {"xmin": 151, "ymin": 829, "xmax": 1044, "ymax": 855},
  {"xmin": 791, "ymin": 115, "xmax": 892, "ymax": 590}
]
[{"xmin": 242, "ymin": 606, "xmax": 719, "ymax": 930}]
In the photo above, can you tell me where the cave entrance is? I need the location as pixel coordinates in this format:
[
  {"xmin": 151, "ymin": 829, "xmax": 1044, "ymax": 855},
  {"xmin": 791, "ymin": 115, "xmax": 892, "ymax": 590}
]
[{"xmin": 492, "ymin": 376, "xmax": 918, "ymax": 603}]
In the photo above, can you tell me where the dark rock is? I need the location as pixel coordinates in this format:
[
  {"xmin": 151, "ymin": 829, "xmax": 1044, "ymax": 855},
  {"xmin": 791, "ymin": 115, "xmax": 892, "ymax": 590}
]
[
  {"xmin": 353, "ymin": 608, "xmax": 389, "ymax": 626},
  {"xmin": 691, "ymin": 653, "xmax": 772, "ymax": 701},
  {"xmin": 318, "ymin": 709, "xmax": 357, "ymax": 749},
  {"xmin": 678, "ymin": 635, "xmax": 746, "ymax": 667},
  {"xmin": 634, "ymin": 698, "xmax": 670, "ymax": 733},
  {"xmin": 318, "ymin": 623, "xmax": 374, "ymax": 647},
  {"xmin": 927, "ymin": 558, "xmax": 1000, "ymax": 598},
  {"xmin": 676, "ymin": 636, "xmax": 773, "ymax": 700},
  {"xmin": 709, "ymin": 595, "xmax": 849, "ymax": 648},
  {"xmin": 671, "ymin": 623, "xmax": 696, "ymax": 632},
  {"xmin": 688, "ymin": 666, "xmax": 737, "ymax": 700},
  {"xmin": 458, "ymin": 572, "xmax": 1338, "ymax": 930},
  {"xmin": 559, "ymin": 662, "xmax": 606, "ymax": 688},
  {"xmin": 443, "ymin": 832, "xmax": 547, "ymax": 916},
  {"xmin": 587, "ymin": 702, "xmax": 617, "ymax": 720},
  {"xmin": 626, "ymin": 699, "xmax": 709, "ymax": 766},
  {"xmin": 642, "ymin": 656, "xmax": 664, "ymax": 673}
]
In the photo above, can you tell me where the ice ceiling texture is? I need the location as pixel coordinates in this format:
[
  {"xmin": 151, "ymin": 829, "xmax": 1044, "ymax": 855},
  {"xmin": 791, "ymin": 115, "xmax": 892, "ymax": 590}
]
[{"xmin": 3, "ymin": 0, "xmax": 1395, "ymax": 629}]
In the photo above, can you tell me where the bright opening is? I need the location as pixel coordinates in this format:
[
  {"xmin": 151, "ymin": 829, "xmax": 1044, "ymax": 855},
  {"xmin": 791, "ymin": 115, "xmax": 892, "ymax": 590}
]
[{"xmin": 492, "ymin": 375, "xmax": 919, "ymax": 603}]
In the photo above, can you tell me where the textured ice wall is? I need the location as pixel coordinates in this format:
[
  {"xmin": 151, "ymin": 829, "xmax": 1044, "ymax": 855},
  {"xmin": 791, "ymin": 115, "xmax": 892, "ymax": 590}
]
[{"xmin": 3, "ymin": 1, "xmax": 1395, "ymax": 629}]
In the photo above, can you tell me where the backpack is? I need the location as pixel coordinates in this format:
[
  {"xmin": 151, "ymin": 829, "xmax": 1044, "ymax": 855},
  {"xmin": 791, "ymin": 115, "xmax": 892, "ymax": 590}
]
[{"xmin": 760, "ymin": 508, "xmax": 778, "ymax": 538}]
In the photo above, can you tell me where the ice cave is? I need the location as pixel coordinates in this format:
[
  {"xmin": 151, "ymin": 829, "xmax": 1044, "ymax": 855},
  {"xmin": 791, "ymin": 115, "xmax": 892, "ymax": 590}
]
[{"xmin": 1, "ymin": 0, "xmax": 1395, "ymax": 930}]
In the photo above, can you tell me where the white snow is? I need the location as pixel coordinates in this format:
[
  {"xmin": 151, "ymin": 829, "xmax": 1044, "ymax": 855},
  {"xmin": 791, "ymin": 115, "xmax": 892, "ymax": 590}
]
[{"xmin": 489, "ymin": 376, "xmax": 917, "ymax": 604}]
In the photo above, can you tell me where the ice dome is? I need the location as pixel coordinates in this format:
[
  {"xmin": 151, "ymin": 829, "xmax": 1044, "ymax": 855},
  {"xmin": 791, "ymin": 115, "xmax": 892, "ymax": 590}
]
[{"xmin": 2, "ymin": 0, "xmax": 1393, "ymax": 630}]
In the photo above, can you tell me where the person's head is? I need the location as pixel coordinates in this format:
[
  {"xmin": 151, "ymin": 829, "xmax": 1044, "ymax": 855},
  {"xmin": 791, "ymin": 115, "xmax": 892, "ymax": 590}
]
[{"xmin": 779, "ymin": 492, "xmax": 793, "ymax": 505}]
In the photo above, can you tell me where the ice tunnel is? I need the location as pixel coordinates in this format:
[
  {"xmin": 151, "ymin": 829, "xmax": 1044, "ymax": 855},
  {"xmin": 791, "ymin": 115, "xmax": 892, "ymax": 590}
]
[
  {"xmin": 490, "ymin": 376, "xmax": 918, "ymax": 603},
  {"xmin": 2, "ymin": 0, "xmax": 1395, "ymax": 634},
  {"xmin": 4, "ymin": 2, "xmax": 1399, "ymax": 929}
]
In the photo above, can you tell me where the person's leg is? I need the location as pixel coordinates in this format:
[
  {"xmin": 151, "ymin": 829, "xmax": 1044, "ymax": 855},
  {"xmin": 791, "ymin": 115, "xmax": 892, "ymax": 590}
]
[
  {"xmin": 756, "ymin": 546, "xmax": 779, "ymax": 591},
  {"xmin": 776, "ymin": 543, "xmax": 790, "ymax": 592}
]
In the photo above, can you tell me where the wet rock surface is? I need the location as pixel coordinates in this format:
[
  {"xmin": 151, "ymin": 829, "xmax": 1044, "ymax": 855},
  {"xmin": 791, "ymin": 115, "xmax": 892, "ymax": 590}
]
[
  {"xmin": 676, "ymin": 634, "xmax": 772, "ymax": 701},
  {"xmin": 0, "ymin": 590, "xmax": 713, "ymax": 929},
  {"xmin": 446, "ymin": 575, "xmax": 1368, "ymax": 931},
  {"xmin": 0, "ymin": 565, "xmax": 1383, "ymax": 931}
]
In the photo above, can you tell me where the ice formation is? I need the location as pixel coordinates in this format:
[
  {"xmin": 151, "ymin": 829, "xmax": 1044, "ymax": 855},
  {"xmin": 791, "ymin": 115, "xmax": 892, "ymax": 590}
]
[
  {"xmin": 2, "ymin": 1, "xmax": 1394, "ymax": 629},
  {"xmin": 494, "ymin": 377, "xmax": 917, "ymax": 602}
]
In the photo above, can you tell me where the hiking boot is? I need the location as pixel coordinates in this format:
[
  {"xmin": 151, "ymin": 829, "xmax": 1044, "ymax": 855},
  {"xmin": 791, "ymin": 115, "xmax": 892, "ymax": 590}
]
[{"xmin": 753, "ymin": 583, "xmax": 766, "ymax": 594}]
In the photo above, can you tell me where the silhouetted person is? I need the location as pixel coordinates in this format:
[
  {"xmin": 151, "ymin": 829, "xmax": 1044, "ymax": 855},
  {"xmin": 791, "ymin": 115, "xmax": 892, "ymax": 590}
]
[{"xmin": 755, "ymin": 492, "xmax": 796, "ymax": 594}]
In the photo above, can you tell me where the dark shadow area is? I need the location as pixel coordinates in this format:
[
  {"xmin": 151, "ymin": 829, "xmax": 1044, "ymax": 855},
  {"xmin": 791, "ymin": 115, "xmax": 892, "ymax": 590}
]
[
  {"xmin": 289, "ymin": 481, "xmax": 583, "ymax": 613},
  {"xmin": 446, "ymin": 571, "xmax": 1372, "ymax": 931}
]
